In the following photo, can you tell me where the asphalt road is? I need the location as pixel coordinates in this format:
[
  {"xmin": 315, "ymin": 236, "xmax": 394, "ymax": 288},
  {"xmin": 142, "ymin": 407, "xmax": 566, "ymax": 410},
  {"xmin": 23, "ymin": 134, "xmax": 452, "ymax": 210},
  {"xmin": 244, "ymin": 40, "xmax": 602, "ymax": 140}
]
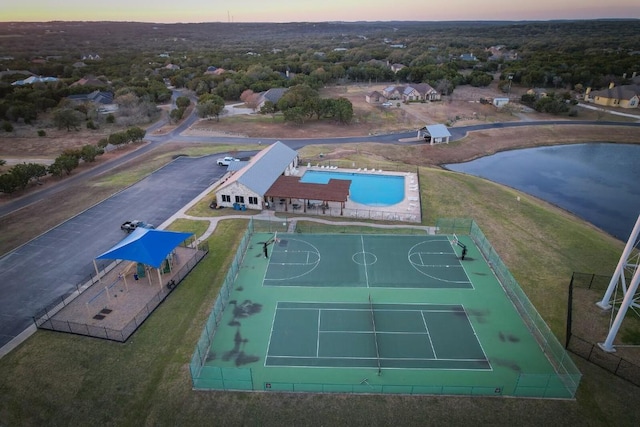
[
  {"xmin": 1, "ymin": 94, "xmax": 639, "ymax": 352},
  {"xmin": 0, "ymin": 155, "xmax": 234, "ymax": 349}
]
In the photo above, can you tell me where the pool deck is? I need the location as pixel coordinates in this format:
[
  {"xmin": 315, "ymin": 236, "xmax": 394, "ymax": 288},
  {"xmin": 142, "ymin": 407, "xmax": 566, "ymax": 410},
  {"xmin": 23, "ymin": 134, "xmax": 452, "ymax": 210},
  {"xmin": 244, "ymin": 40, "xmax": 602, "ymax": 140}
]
[{"xmin": 271, "ymin": 166, "xmax": 421, "ymax": 223}]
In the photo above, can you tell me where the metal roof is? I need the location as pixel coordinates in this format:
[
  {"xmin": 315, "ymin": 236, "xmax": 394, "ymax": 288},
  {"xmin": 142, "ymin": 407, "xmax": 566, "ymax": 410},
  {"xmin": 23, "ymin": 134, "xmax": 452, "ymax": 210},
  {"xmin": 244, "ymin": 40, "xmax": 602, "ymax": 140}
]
[
  {"xmin": 425, "ymin": 124, "xmax": 451, "ymax": 138},
  {"xmin": 236, "ymin": 141, "xmax": 298, "ymax": 194}
]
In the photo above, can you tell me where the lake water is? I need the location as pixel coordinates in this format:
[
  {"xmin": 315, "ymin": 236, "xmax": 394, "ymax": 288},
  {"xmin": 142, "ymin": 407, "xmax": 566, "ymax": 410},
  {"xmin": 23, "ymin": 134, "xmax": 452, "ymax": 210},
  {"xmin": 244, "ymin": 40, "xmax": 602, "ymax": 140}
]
[{"xmin": 445, "ymin": 143, "xmax": 640, "ymax": 242}]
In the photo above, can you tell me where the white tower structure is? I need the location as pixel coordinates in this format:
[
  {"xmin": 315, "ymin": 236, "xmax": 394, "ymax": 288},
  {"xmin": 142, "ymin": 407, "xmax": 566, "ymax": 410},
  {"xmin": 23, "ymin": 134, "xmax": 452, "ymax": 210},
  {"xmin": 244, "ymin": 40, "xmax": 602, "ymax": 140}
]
[{"xmin": 596, "ymin": 214, "xmax": 640, "ymax": 352}]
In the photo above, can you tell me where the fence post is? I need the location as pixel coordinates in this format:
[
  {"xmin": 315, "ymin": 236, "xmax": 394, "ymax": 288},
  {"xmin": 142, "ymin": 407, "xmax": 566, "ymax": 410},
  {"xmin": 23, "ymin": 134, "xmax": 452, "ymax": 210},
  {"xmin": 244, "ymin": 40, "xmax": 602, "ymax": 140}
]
[{"xmin": 566, "ymin": 274, "xmax": 574, "ymax": 348}]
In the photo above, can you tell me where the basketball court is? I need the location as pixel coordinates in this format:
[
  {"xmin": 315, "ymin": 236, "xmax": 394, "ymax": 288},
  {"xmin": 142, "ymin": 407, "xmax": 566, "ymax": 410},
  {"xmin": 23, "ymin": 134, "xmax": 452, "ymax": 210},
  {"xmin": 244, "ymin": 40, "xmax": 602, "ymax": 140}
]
[{"xmin": 192, "ymin": 231, "xmax": 577, "ymax": 398}]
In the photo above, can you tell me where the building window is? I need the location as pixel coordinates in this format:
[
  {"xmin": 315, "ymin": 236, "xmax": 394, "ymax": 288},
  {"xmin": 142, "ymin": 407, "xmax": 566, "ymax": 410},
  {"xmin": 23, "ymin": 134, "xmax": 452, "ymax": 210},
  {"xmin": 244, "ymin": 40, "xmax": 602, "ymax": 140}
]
[
  {"xmin": 235, "ymin": 195, "xmax": 245, "ymax": 204},
  {"xmin": 248, "ymin": 196, "xmax": 258, "ymax": 205},
  {"xmin": 221, "ymin": 194, "xmax": 230, "ymax": 202}
]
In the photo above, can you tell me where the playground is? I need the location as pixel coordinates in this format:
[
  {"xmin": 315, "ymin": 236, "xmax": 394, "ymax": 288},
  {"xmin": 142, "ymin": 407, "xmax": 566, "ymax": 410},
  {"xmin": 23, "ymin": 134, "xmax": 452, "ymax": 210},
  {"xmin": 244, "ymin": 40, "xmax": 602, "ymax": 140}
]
[
  {"xmin": 191, "ymin": 226, "xmax": 580, "ymax": 398},
  {"xmin": 37, "ymin": 245, "xmax": 205, "ymax": 340}
]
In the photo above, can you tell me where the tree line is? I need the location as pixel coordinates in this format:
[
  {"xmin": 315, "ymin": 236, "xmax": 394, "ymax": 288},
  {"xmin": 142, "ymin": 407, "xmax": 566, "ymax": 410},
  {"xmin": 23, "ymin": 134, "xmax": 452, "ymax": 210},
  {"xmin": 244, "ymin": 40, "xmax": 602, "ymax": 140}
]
[{"xmin": 0, "ymin": 126, "xmax": 145, "ymax": 194}]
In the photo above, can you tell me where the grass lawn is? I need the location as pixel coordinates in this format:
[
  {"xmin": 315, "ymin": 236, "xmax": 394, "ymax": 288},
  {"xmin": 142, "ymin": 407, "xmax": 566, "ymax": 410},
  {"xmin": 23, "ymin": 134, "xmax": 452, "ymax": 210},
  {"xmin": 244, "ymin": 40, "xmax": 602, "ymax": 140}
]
[{"xmin": 1, "ymin": 165, "xmax": 639, "ymax": 426}]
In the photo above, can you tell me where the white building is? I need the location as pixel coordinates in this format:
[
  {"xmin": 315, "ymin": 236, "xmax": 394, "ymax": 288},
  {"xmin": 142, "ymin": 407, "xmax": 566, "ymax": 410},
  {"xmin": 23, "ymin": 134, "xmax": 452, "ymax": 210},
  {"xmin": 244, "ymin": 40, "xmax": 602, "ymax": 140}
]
[{"xmin": 215, "ymin": 142, "xmax": 299, "ymax": 210}]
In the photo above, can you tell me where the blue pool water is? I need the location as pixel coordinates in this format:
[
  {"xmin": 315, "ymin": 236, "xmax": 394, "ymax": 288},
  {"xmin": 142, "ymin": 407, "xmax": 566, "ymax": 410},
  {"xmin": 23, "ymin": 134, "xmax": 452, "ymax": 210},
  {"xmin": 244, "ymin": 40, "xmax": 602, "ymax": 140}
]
[{"xmin": 300, "ymin": 170, "xmax": 405, "ymax": 206}]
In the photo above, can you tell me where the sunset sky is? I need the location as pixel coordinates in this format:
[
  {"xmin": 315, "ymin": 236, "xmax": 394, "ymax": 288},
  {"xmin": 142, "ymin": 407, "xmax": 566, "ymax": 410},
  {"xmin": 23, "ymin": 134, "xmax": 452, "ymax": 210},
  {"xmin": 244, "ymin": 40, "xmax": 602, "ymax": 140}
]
[{"xmin": 3, "ymin": 0, "xmax": 639, "ymax": 23}]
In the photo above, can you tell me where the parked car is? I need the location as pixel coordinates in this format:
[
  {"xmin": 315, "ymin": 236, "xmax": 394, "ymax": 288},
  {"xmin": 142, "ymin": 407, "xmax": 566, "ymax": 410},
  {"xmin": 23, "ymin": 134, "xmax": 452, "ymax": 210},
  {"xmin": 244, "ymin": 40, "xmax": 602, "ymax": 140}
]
[
  {"xmin": 216, "ymin": 156, "xmax": 240, "ymax": 166},
  {"xmin": 121, "ymin": 220, "xmax": 154, "ymax": 233}
]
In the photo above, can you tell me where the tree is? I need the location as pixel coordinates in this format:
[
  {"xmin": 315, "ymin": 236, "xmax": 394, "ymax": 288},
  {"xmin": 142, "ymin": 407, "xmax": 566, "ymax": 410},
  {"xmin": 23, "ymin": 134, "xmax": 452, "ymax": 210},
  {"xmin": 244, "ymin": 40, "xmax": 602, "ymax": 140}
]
[
  {"xmin": 332, "ymin": 98, "xmax": 353, "ymax": 124},
  {"xmin": 0, "ymin": 173, "xmax": 19, "ymax": 194},
  {"xmin": 169, "ymin": 108, "xmax": 185, "ymax": 122},
  {"xmin": 80, "ymin": 145, "xmax": 101, "ymax": 162},
  {"xmin": 49, "ymin": 154, "xmax": 79, "ymax": 176},
  {"xmin": 282, "ymin": 106, "xmax": 306, "ymax": 124},
  {"xmin": 196, "ymin": 94, "xmax": 225, "ymax": 120},
  {"xmin": 53, "ymin": 108, "xmax": 82, "ymax": 131},
  {"xmin": 126, "ymin": 126, "xmax": 146, "ymax": 142},
  {"xmin": 175, "ymin": 96, "xmax": 191, "ymax": 109},
  {"xmin": 108, "ymin": 131, "xmax": 129, "ymax": 146},
  {"xmin": 260, "ymin": 100, "xmax": 276, "ymax": 116}
]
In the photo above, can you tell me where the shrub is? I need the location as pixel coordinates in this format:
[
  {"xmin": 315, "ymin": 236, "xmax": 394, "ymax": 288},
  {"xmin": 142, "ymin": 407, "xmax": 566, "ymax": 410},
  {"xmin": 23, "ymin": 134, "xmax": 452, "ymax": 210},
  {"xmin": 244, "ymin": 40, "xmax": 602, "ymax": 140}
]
[
  {"xmin": 2, "ymin": 121, "xmax": 13, "ymax": 132},
  {"xmin": 37, "ymin": 129, "xmax": 46, "ymax": 137}
]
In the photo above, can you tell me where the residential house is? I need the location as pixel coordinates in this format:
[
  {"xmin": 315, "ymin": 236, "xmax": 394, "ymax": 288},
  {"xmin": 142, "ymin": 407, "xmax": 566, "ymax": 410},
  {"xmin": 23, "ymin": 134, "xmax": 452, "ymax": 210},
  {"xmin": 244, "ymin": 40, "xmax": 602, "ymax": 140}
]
[
  {"xmin": 215, "ymin": 141, "xmax": 299, "ymax": 210},
  {"xmin": 382, "ymin": 85, "xmax": 404, "ymax": 100},
  {"xmin": 527, "ymin": 88, "xmax": 549, "ymax": 99},
  {"xmin": 70, "ymin": 75, "xmax": 107, "ymax": 87},
  {"xmin": 390, "ymin": 63, "xmax": 406, "ymax": 74},
  {"xmin": 402, "ymin": 84, "xmax": 440, "ymax": 102},
  {"xmin": 365, "ymin": 91, "xmax": 385, "ymax": 104},
  {"xmin": 383, "ymin": 84, "xmax": 440, "ymax": 102},
  {"xmin": 204, "ymin": 67, "xmax": 227, "ymax": 76},
  {"xmin": 203, "ymin": 66, "xmax": 218, "ymax": 75},
  {"xmin": 11, "ymin": 76, "xmax": 58, "ymax": 86},
  {"xmin": 257, "ymin": 88, "xmax": 288, "ymax": 110},
  {"xmin": 165, "ymin": 64, "xmax": 180, "ymax": 70},
  {"xmin": 586, "ymin": 83, "xmax": 640, "ymax": 109},
  {"xmin": 459, "ymin": 53, "xmax": 478, "ymax": 61},
  {"xmin": 67, "ymin": 90, "xmax": 114, "ymax": 105}
]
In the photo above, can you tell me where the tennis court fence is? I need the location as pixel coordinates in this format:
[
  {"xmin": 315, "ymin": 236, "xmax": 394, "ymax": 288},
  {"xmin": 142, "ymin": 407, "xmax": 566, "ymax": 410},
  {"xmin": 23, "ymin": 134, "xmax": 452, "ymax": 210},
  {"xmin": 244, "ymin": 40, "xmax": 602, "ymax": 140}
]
[
  {"xmin": 437, "ymin": 218, "xmax": 582, "ymax": 398},
  {"xmin": 190, "ymin": 219, "xmax": 254, "ymax": 384},
  {"xmin": 191, "ymin": 218, "xmax": 582, "ymax": 397},
  {"xmin": 566, "ymin": 272, "xmax": 640, "ymax": 387}
]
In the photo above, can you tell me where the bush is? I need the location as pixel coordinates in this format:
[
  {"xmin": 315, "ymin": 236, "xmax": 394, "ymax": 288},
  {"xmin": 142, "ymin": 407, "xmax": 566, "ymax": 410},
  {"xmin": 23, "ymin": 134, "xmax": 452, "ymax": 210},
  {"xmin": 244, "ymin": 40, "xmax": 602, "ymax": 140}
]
[
  {"xmin": 86, "ymin": 120, "xmax": 98, "ymax": 130},
  {"xmin": 106, "ymin": 114, "xmax": 115, "ymax": 124},
  {"xmin": 2, "ymin": 121, "xmax": 13, "ymax": 132},
  {"xmin": 37, "ymin": 129, "xmax": 46, "ymax": 137}
]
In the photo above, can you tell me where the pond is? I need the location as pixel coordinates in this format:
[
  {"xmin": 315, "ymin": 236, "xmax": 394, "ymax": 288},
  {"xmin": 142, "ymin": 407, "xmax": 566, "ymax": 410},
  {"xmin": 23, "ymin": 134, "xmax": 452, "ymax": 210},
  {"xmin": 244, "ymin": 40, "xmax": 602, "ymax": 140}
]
[{"xmin": 445, "ymin": 143, "xmax": 640, "ymax": 242}]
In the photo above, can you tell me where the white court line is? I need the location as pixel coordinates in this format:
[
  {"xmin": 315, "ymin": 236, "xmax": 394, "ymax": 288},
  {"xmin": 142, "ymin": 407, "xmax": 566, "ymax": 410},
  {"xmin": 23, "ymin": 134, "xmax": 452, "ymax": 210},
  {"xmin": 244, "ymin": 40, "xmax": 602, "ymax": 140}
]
[
  {"xmin": 360, "ymin": 235, "xmax": 370, "ymax": 288},
  {"xmin": 421, "ymin": 310, "xmax": 438, "ymax": 359},
  {"xmin": 316, "ymin": 309, "xmax": 321, "ymax": 358},
  {"xmin": 263, "ymin": 301, "xmax": 281, "ymax": 367}
]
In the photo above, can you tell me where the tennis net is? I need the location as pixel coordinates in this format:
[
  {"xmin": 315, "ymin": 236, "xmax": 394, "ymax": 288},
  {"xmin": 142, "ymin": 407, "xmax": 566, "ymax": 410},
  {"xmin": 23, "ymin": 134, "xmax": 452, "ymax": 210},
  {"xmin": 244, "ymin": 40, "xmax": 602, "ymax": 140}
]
[{"xmin": 368, "ymin": 293, "xmax": 382, "ymax": 375}]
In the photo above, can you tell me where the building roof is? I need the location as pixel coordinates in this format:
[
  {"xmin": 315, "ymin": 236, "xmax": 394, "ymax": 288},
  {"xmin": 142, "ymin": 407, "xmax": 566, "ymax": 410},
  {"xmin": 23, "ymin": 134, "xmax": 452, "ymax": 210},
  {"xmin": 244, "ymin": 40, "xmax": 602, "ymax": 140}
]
[
  {"xmin": 95, "ymin": 228, "xmax": 193, "ymax": 269},
  {"xmin": 11, "ymin": 76, "xmax": 58, "ymax": 86},
  {"xmin": 67, "ymin": 90, "xmax": 114, "ymax": 105},
  {"xmin": 425, "ymin": 124, "xmax": 451, "ymax": 138},
  {"xmin": 264, "ymin": 176, "xmax": 351, "ymax": 202},
  {"xmin": 260, "ymin": 88, "xmax": 288, "ymax": 105},
  {"xmin": 591, "ymin": 84, "xmax": 640, "ymax": 101},
  {"xmin": 70, "ymin": 76, "xmax": 106, "ymax": 87},
  {"xmin": 219, "ymin": 141, "xmax": 298, "ymax": 195}
]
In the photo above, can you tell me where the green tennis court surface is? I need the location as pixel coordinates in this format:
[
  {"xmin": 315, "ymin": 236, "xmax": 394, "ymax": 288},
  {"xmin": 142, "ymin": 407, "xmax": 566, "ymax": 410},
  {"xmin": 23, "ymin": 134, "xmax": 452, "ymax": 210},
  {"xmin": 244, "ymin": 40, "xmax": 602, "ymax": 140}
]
[
  {"xmin": 267, "ymin": 302, "xmax": 489, "ymax": 370},
  {"xmin": 191, "ymin": 230, "xmax": 579, "ymax": 398},
  {"xmin": 265, "ymin": 234, "xmax": 471, "ymax": 288}
]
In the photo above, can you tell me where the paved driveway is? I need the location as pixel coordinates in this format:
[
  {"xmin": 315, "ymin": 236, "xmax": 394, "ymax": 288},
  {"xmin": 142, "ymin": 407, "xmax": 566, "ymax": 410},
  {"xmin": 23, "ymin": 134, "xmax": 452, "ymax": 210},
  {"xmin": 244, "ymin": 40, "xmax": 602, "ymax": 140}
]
[{"xmin": 0, "ymin": 154, "xmax": 231, "ymax": 350}]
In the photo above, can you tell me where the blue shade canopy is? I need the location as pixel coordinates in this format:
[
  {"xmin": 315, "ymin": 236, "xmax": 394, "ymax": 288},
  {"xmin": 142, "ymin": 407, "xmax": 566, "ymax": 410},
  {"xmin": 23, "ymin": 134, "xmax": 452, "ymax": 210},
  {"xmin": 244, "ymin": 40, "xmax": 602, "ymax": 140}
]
[{"xmin": 96, "ymin": 228, "xmax": 193, "ymax": 268}]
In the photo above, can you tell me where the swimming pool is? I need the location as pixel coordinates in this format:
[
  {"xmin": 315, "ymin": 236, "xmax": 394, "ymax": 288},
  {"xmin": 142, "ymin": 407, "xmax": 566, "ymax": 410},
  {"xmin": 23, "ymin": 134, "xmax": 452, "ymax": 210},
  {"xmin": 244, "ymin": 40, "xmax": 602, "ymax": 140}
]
[{"xmin": 300, "ymin": 170, "xmax": 405, "ymax": 206}]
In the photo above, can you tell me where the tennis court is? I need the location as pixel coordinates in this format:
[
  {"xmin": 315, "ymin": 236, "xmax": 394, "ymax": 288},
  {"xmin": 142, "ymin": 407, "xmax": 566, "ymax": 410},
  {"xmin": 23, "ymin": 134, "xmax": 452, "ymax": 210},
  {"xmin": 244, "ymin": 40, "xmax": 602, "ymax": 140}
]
[
  {"xmin": 191, "ymin": 226, "xmax": 580, "ymax": 398},
  {"xmin": 267, "ymin": 302, "xmax": 489, "ymax": 370},
  {"xmin": 265, "ymin": 234, "xmax": 472, "ymax": 288}
]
